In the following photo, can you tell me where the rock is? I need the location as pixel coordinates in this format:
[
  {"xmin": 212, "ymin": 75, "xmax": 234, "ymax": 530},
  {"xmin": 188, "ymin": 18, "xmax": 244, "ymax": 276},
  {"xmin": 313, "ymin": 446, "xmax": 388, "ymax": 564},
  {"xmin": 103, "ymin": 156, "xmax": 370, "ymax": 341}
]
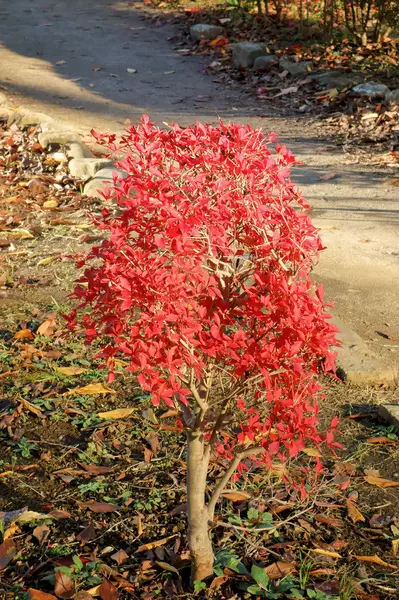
[
  {"xmin": 65, "ymin": 141, "xmax": 94, "ymax": 160},
  {"xmin": 190, "ymin": 24, "xmax": 223, "ymax": 42},
  {"xmin": 351, "ymin": 82, "xmax": 389, "ymax": 99},
  {"xmin": 280, "ymin": 60, "xmax": 313, "ymax": 77},
  {"xmin": 385, "ymin": 88, "xmax": 399, "ymax": 104},
  {"xmin": 38, "ymin": 123, "xmax": 81, "ymax": 148},
  {"xmin": 308, "ymin": 70, "xmax": 364, "ymax": 90},
  {"xmin": 8, "ymin": 108, "xmax": 54, "ymax": 129},
  {"xmin": 0, "ymin": 92, "xmax": 8, "ymax": 107},
  {"xmin": 69, "ymin": 158, "xmax": 115, "ymax": 181},
  {"xmin": 379, "ymin": 405, "xmax": 399, "ymax": 432},
  {"xmin": 332, "ymin": 316, "xmax": 397, "ymax": 387},
  {"xmin": 253, "ymin": 55, "xmax": 278, "ymax": 72},
  {"xmin": 83, "ymin": 168, "xmax": 127, "ymax": 199},
  {"xmin": 232, "ymin": 43, "xmax": 267, "ymax": 69}
]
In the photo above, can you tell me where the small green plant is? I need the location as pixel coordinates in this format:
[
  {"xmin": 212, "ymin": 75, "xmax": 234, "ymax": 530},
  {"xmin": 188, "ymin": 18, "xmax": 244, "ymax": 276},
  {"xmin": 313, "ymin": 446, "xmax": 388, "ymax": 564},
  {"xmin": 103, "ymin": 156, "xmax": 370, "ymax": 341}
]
[
  {"xmin": 78, "ymin": 480, "xmax": 108, "ymax": 495},
  {"xmin": 11, "ymin": 437, "xmax": 37, "ymax": 458},
  {"xmin": 193, "ymin": 580, "xmax": 207, "ymax": 592},
  {"xmin": 54, "ymin": 556, "xmax": 102, "ymax": 589}
]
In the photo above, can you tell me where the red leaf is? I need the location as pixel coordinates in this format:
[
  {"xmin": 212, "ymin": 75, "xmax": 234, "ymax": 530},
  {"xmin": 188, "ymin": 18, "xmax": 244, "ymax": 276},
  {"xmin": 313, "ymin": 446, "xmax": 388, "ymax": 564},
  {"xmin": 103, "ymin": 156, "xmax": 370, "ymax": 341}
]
[
  {"xmin": 78, "ymin": 501, "xmax": 119, "ymax": 513},
  {"xmin": 99, "ymin": 578, "xmax": 119, "ymax": 600}
]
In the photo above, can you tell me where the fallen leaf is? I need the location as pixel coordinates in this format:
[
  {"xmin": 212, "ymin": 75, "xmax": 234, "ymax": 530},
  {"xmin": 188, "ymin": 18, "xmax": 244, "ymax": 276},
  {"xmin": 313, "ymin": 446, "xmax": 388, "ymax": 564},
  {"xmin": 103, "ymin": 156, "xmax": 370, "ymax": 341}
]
[
  {"xmin": 19, "ymin": 397, "xmax": 45, "ymax": 418},
  {"xmin": 37, "ymin": 317, "xmax": 57, "ymax": 337},
  {"xmin": 99, "ymin": 579, "xmax": 118, "ymax": 600},
  {"xmin": 352, "ymin": 554, "xmax": 398, "ymax": 569},
  {"xmin": 392, "ymin": 539, "xmax": 399, "ymax": 556},
  {"xmin": 156, "ymin": 561, "xmax": 180, "ymax": 574},
  {"xmin": 364, "ymin": 474, "xmax": 399, "ymax": 488},
  {"xmin": 78, "ymin": 501, "xmax": 119, "ymax": 513},
  {"xmin": 319, "ymin": 172, "xmax": 337, "ymax": 181},
  {"xmin": 55, "ymin": 366, "xmax": 88, "ymax": 376},
  {"xmin": 73, "ymin": 593, "xmax": 94, "ymax": 600},
  {"xmin": 4, "ymin": 522, "xmax": 20, "ymax": 540},
  {"xmin": 265, "ymin": 561, "xmax": 296, "ymax": 580},
  {"xmin": 111, "ymin": 549, "xmax": 129, "ymax": 565},
  {"xmin": 16, "ymin": 510, "xmax": 51, "ymax": 523},
  {"xmin": 164, "ymin": 70, "xmax": 175, "ymax": 75},
  {"xmin": 127, "ymin": 68, "xmax": 137, "ymax": 73},
  {"xmin": 0, "ymin": 539, "xmax": 16, "ymax": 570},
  {"xmin": 33, "ymin": 523, "xmax": 50, "ymax": 545},
  {"xmin": 43, "ymin": 200, "xmax": 59, "ymax": 209},
  {"xmin": 221, "ymin": 491, "xmax": 251, "ymax": 502},
  {"xmin": 28, "ymin": 590, "xmax": 58, "ymax": 600},
  {"xmin": 65, "ymin": 383, "xmax": 117, "ymax": 396},
  {"xmin": 76, "ymin": 522, "xmax": 97, "ymax": 543},
  {"xmin": 391, "ymin": 180, "xmax": 399, "ymax": 186},
  {"xmin": 48, "ymin": 509, "xmax": 71, "ymax": 519},
  {"xmin": 0, "ymin": 228, "xmax": 34, "ymax": 239},
  {"xmin": 310, "ymin": 548, "xmax": 342, "ymax": 559},
  {"xmin": 80, "ymin": 464, "xmax": 114, "ymax": 475},
  {"xmin": 37, "ymin": 256, "xmax": 57, "ymax": 267},
  {"xmin": 98, "ymin": 407, "xmax": 136, "ymax": 419},
  {"xmin": 314, "ymin": 515, "xmax": 344, "ymax": 527},
  {"xmin": 347, "ymin": 500, "xmax": 365, "ymax": 524},
  {"xmin": 303, "ymin": 447, "xmax": 322, "ymax": 457},
  {"xmin": 54, "ymin": 569, "xmax": 74, "ymax": 598},
  {"xmin": 14, "ymin": 329, "xmax": 34, "ymax": 340},
  {"xmin": 92, "ymin": 66, "xmax": 104, "ymax": 71},
  {"xmin": 138, "ymin": 534, "xmax": 177, "ymax": 552}
]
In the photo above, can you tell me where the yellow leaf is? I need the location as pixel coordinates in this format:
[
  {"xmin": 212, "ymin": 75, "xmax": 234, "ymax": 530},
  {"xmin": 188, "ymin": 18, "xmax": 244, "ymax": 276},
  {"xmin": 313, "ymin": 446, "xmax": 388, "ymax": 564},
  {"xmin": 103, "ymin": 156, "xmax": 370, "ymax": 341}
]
[
  {"xmin": 346, "ymin": 499, "xmax": 365, "ymax": 524},
  {"xmin": 364, "ymin": 474, "xmax": 399, "ymax": 488},
  {"xmin": 0, "ymin": 229, "xmax": 34, "ymax": 239},
  {"xmin": 310, "ymin": 549, "xmax": 342, "ymax": 559},
  {"xmin": 221, "ymin": 490, "xmax": 251, "ymax": 502},
  {"xmin": 352, "ymin": 554, "xmax": 398, "ymax": 569},
  {"xmin": 54, "ymin": 366, "xmax": 88, "ymax": 376},
  {"xmin": 13, "ymin": 329, "xmax": 35, "ymax": 340},
  {"xmin": 137, "ymin": 534, "xmax": 177, "ymax": 552},
  {"xmin": 303, "ymin": 447, "xmax": 323, "ymax": 457},
  {"xmin": 392, "ymin": 539, "xmax": 399, "ymax": 556},
  {"xmin": 98, "ymin": 407, "xmax": 136, "ymax": 420},
  {"xmin": 37, "ymin": 256, "xmax": 56, "ymax": 267},
  {"xmin": 64, "ymin": 383, "xmax": 116, "ymax": 396},
  {"xmin": 85, "ymin": 585, "xmax": 102, "ymax": 596},
  {"xmin": 43, "ymin": 200, "xmax": 59, "ymax": 209},
  {"xmin": 4, "ymin": 523, "xmax": 20, "ymax": 540}
]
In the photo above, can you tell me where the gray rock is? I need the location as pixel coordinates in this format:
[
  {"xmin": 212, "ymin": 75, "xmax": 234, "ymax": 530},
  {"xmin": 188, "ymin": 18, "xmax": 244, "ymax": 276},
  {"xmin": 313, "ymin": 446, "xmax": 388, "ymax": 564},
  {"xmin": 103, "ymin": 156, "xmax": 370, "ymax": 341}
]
[
  {"xmin": 190, "ymin": 24, "xmax": 223, "ymax": 42},
  {"xmin": 83, "ymin": 168, "xmax": 127, "ymax": 199},
  {"xmin": 253, "ymin": 55, "xmax": 278, "ymax": 72},
  {"xmin": 65, "ymin": 141, "xmax": 94, "ymax": 160},
  {"xmin": 308, "ymin": 70, "xmax": 363, "ymax": 90},
  {"xmin": 232, "ymin": 42, "xmax": 267, "ymax": 69},
  {"xmin": 385, "ymin": 88, "xmax": 399, "ymax": 104},
  {"xmin": 69, "ymin": 158, "xmax": 114, "ymax": 181},
  {"xmin": 8, "ymin": 108, "xmax": 54, "ymax": 129},
  {"xmin": 280, "ymin": 60, "xmax": 313, "ymax": 77},
  {"xmin": 351, "ymin": 82, "xmax": 389, "ymax": 99},
  {"xmin": 0, "ymin": 92, "xmax": 8, "ymax": 107}
]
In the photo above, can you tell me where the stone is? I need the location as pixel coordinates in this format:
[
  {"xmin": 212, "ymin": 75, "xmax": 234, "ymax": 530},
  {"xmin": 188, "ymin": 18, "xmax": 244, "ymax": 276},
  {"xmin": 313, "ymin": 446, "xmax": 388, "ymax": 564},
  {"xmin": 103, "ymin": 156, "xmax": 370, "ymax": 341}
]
[
  {"xmin": 378, "ymin": 405, "xmax": 399, "ymax": 432},
  {"xmin": 8, "ymin": 108, "xmax": 54, "ymax": 129},
  {"xmin": 351, "ymin": 82, "xmax": 389, "ymax": 99},
  {"xmin": 309, "ymin": 71, "xmax": 363, "ymax": 90},
  {"xmin": 385, "ymin": 88, "xmax": 399, "ymax": 104},
  {"xmin": 232, "ymin": 43, "xmax": 267, "ymax": 69},
  {"xmin": 190, "ymin": 24, "xmax": 223, "ymax": 42},
  {"xmin": 0, "ymin": 92, "xmax": 8, "ymax": 107},
  {"xmin": 332, "ymin": 316, "xmax": 397, "ymax": 387},
  {"xmin": 68, "ymin": 158, "xmax": 115, "ymax": 181},
  {"xmin": 253, "ymin": 55, "xmax": 278, "ymax": 72},
  {"xmin": 83, "ymin": 168, "xmax": 127, "ymax": 199},
  {"xmin": 280, "ymin": 60, "xmax": 313, "ymax": 77},
  {"xmin": 65, "ymin": 141, "xmax": 94, "ymax": 160}
]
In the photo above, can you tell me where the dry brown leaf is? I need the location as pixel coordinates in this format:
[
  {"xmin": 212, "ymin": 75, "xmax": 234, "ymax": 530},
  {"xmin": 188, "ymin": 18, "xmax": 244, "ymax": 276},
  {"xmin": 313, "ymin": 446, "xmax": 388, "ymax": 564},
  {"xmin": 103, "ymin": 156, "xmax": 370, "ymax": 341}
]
[
  {"xmin": 264, "ymin": 561, "xmax": 296, "ymax": 580},
  {"xmin": 137, "ymin": 534, "xmax": 177, "ymax": 552},
  {"xmin": 54, "ymin": 569, "xmax": 74, "ymax": 598},
  {"xmin": 19, "ymin": 397, "xmax": 45, "ymax": 418},
  {"xmin": 28, "ymin": 589, "xmax": 58, "ymax": 600},
  {"xmin": 314, "ymin": 515, "xmax": 344, "ymax": 527},
  {"xmin": 78, "ymin": 501, "xmax": 119, "ymax": 513},
  {"xmin": 76, "ymin": 522, "xmax": 96, "ymax": 543},
  {"xmin": 352, "ymin": 554, "xmax": 398, "ymax": 569},
  {"xmin": 110, "ymin": 549, "xmax": 129, "ymax": 565},
  {"xmin": 209, "ymin": 576, "xmax": 229, "ymax": 589},
  {"xmin": 99, "ymin": 578, "xmax": 118, "ymax": 600},
  {"xmin": 65, "ymin": 383, "xmax": 117, "ymax": 397},
  {"xmin": 98, "ymin": 407, "xmax": 136, "ymax": 419},
  {"xmin": 310, "ymin": 548, "xmax": 342, "ymax": 559},
  {"xmin": 221, "ymin": 490, "xmax": 251, "ymax": 502},
  {"xmin": 364, "ymin": 474, "xmax": 399, "ymax": 488},
  {"xmin": 33, "ymin": 523, "xmax": 50, "ymax": 545},
  {"xmin": 37, "ymin": 317, "xmax": 57, "ymax": 338},
  {"xmin": 346, "ymin": 499, "xmax": 366, "ymax": 524},
  {"xmin": 0, "ymin": 539, "xmax": 16, "ymax": 570}
]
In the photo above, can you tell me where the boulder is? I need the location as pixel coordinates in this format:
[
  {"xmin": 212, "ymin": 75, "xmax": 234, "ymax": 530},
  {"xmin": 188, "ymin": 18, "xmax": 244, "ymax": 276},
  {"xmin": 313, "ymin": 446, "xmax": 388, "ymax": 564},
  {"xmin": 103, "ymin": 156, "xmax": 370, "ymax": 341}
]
[
  {"xmin": 351, "ymin": 82, "xmax": 389, "ymax": 99},
  {"xmin": 8, "ymin": 108, "xmax": 54, "ymax": 129},
  {"xmin": 232, "ymin": 43, "xmax": 267, "ymax": 69},
  {"xmin": 308, "ymin": 71, "xmax": 363, "ymax": 90},
  {"xmin": 83, "ymin": 168, "xmax": 127, "ymax": 199},
  {"xmin": 253, "ymin": 55, "xmax": 278, "ymax": 72},
  {"xmin": 280, "ymin": 60, "xmax": 313, "ymax": 77},
  {"xmin": 385, "ymin": 88, "xmax": 399, "ymax": 104},
  {"xmin": 190, "ymin": 24, "xmax": 223, "ymax": 42},
  {"xmin": 68, "ymin": 158, "xmax": 114, "ymax": 181},
  {"xmin": 65, "ymin": 141, "xmax": 94, "ymax": 160}
]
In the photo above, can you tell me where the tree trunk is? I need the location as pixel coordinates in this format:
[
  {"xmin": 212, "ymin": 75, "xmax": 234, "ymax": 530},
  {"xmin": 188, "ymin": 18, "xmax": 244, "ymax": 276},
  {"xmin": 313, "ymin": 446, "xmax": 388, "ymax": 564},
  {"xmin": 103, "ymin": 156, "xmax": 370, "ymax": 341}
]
[{"xmin": 187, "ymin": 432, "xmax": 214, "ymax": 583}]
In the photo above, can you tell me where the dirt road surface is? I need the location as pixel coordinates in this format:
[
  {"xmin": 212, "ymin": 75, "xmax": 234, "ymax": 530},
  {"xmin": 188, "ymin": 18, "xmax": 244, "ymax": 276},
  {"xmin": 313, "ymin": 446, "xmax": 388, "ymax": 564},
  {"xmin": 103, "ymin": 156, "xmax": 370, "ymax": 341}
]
[{"xmin": 0, "ymin": 0, "xmax": 398, "ymax": 360}]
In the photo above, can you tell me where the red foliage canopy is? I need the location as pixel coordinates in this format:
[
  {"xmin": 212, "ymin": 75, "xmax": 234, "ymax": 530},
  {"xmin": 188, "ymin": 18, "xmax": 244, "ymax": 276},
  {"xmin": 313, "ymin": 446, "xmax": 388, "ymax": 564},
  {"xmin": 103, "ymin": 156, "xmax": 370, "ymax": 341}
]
[{"xmin": 69, "ymin": 116, "xmax": 339, "ymax": 466}]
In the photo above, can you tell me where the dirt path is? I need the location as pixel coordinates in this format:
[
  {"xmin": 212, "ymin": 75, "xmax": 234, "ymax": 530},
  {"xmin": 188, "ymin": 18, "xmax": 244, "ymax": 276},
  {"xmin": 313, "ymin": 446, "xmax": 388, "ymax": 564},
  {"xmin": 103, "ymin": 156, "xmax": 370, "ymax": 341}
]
[{"xmin": 1, "ymin": 0, "xmax": 398, "ymax": 361}]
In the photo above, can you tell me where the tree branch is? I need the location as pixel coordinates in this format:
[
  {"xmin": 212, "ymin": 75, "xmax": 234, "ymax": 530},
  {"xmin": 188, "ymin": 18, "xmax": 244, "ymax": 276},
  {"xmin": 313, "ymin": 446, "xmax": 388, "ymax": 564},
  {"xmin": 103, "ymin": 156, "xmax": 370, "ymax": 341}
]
[{"xmin": 207, "ymin": 445, "xmax": 265, "ymax": 519}]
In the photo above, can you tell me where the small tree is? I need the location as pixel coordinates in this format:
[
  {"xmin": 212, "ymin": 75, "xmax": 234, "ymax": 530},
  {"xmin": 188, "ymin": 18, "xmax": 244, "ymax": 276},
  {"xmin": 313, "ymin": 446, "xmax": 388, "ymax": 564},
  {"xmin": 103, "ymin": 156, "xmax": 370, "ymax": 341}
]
[{"xmin": 69, "ymin": 116, "xmax": 339, "ymax": 582}]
